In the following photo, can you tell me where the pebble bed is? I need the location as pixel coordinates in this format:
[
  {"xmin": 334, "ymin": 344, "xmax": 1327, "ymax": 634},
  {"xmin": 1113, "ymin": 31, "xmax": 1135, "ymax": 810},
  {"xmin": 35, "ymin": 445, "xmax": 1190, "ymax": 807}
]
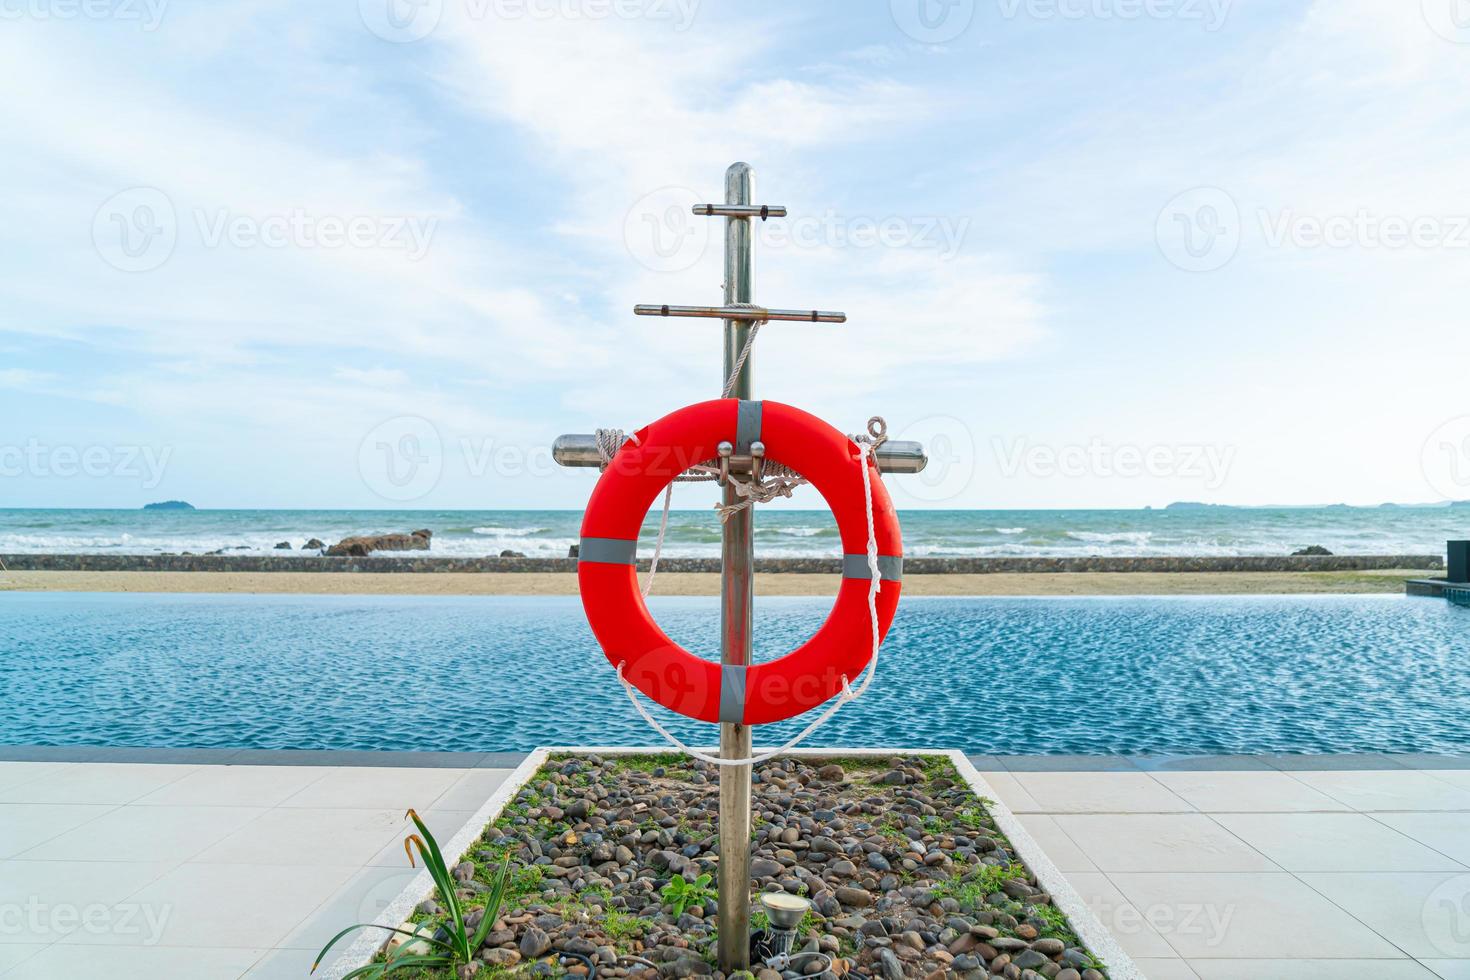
[{"xmin": 390, "ymin": 753, "xmax": 1109, "ymax": 980}]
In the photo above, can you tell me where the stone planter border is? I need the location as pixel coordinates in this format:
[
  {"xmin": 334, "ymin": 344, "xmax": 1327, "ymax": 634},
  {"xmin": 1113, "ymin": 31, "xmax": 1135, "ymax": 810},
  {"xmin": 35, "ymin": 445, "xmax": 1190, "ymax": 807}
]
[{"xmin": 318, "ymin": 746, "xmax": 1142, "ymax": 980}]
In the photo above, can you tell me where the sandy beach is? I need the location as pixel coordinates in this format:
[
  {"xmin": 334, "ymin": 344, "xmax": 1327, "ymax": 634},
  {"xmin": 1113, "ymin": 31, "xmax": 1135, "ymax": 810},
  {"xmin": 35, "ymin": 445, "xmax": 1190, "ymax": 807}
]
[{"xmin": 0, "ymin": 568, "xmax": 1432, "ymax": 596}]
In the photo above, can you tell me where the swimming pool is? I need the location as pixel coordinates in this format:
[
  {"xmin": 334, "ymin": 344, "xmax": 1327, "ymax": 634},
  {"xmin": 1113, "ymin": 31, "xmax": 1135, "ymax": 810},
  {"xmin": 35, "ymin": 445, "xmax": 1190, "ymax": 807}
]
[{"xmin": 2, "ymin": 593, "xmax": 1465, "ymax": 755}]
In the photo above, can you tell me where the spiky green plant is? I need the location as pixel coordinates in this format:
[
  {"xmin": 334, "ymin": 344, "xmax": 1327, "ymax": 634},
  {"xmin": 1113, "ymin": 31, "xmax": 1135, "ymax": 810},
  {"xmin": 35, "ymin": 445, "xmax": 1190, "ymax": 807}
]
[{"xmin": 312, "ymin": 808, "xmax": 511, "ymax": 978}]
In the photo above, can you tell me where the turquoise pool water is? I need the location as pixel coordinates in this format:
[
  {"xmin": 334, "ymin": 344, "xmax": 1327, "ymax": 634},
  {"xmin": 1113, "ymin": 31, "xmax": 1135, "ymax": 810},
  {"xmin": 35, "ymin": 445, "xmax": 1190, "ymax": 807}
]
[{"xmin": 1, "ymin": 593, "xmax": 1465, "ymax": 755}]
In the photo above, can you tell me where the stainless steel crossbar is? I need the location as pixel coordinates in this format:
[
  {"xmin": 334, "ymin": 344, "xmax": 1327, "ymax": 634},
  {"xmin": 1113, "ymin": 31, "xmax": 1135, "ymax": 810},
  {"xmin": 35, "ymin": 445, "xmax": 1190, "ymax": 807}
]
[
  {"xmin": 551, "ymin": 434, "xmax": 928, "ymax": 474},
  {"xmin": 633, "ymin": 304, "xmax": 846, "ymax": 323}
]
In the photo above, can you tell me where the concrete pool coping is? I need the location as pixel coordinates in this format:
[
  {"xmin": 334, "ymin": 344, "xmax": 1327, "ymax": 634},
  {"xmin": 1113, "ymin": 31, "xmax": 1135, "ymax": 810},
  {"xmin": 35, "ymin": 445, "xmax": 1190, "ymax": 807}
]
[
  {"xmin": 8, "ymin": 744, "xmax": 1470, "ymax": 772},
  {"xmin": 318, "ymin": 746, "xmax": 1144, "ymax": 980}
]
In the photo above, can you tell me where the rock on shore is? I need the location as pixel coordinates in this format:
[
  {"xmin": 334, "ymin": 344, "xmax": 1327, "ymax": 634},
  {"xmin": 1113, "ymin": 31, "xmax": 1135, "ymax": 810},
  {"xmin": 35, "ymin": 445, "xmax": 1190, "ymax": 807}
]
[{"xmin": 326, "ymin": 529, "xmax": 432, "ymax": 557}]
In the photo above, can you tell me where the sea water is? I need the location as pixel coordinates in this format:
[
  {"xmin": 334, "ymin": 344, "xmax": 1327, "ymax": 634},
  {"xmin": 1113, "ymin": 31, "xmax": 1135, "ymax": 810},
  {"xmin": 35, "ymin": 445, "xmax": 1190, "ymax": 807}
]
[{"xmin": 0, "ymin": 506, "xmax": 1462, "ymax": 558}]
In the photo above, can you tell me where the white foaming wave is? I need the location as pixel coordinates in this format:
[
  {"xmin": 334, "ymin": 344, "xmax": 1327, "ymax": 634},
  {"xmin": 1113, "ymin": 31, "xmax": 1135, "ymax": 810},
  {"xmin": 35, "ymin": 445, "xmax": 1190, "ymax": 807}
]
[
  {"xmin": 1066, "ymin": 530, "xmax": 1153, "ymax": 545},
  {"xmin": 470, "ymin": 526, "xmax": 550, "ymax": 535},
  {"xmin": 0, "ymin": 532, "xmax": 326, "ymax": 555},
  {"xmin": 994, "ymin": 527, "xmax": 1026, "ymax": 534},
  {"xmin": 431, "ymin": 535, "xmax": 578, "ymax": 557}
]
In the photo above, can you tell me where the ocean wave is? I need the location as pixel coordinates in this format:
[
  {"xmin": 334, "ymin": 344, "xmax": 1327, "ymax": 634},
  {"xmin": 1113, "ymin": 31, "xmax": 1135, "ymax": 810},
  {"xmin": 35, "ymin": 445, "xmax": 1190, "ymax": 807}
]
[
  {"xmin": 0, "ymin": 509, "xmax": 1455, "ymax": 559},
  {"xmin": 1066, "ymin": 530, "xmax": 1153, "ymax": 546},
  {"xmin": 471, "ymin": 525, "xmax": 551, "ymax": 536}
]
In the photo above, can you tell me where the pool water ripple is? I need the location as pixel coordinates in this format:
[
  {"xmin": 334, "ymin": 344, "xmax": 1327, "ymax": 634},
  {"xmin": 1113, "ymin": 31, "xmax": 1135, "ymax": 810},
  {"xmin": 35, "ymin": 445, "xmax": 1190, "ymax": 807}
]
[{"xmin": 1, "ymin": 593, "xmax": 1466, "ymax": 755}]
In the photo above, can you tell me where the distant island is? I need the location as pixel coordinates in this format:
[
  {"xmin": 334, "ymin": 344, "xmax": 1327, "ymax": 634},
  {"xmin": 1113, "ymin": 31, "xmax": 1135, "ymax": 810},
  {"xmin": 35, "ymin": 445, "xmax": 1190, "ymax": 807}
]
[
  {"xmin": 143, "ymin": 500, "xmax": 195, "ymax": 511},
  {"xmin": 1164, "ymin": 501, "xmax": 1223, "ymax": 510}
]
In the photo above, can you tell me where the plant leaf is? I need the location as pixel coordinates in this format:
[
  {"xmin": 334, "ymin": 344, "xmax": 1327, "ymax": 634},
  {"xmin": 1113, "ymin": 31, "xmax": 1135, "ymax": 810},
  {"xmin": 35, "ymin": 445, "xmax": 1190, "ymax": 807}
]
[
  {"xmin": 381, "ymin": 953, "xmax": 454, "ymax": 975},
  {"xmin": 310, "ymin": 923, "xmax": 454, "ymax": 972},
  {"xmin": 403, "ymin": 834, "xmax": 424, "ymax": 868},
  {"xmin": 472, "ymin": 854, "xmax": 513, "ymax": 951}
]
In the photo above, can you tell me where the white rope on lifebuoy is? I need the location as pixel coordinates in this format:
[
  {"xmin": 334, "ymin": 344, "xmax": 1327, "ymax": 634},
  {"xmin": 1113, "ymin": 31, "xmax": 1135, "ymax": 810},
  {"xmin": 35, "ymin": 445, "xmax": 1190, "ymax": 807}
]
[
  {"xmin": 593, "ymin": 312, "xmax": 889, "ymax": 765},
  {"xmin": 613, "ymin": 432, "xmax": 887, "ymax": 767}
]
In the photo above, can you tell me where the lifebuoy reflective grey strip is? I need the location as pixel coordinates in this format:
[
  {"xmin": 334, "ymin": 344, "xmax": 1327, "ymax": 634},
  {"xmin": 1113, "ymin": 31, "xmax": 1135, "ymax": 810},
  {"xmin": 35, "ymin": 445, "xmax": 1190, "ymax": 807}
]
[
  {"xmin": 735, "ymin": 400, "xmax": 762, "ymax": 454},
  {"xmin": 718, "ymin": 664, "xmax": 746, "ymax": 723},
  {"xmin": 578, "ymin": 537, "xmax": 637, "ymax": 565},
  {"xmin": 841, "ymin": 554, "xmax": 903, "ymax": 581}
]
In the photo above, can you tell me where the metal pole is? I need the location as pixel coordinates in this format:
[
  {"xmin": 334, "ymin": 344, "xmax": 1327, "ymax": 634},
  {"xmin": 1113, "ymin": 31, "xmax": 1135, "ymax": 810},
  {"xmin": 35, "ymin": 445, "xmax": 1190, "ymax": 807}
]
[{"xmin": 717, "ymin": 161, "xmax": 755, "ymax": 975}]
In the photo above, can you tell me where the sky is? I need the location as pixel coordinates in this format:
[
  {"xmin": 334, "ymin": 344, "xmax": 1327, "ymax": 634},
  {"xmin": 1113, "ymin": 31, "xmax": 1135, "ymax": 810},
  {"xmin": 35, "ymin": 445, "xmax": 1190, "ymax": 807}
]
[{"xmin": 2, "ymin": 0, "xmax": 1470, "ymax": 511}]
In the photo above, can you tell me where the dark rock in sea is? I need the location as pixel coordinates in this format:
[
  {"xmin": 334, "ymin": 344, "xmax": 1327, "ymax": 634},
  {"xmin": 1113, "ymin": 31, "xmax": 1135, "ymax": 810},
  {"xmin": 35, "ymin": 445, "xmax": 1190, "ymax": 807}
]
[
  {"xmin": 1292, "ymin": 545, "xmax": 1333, "ymax": 556},
  {"xmin": 500, "ymin": 549, "xmax": 526, "ymax": 558},
  {"xmin": 568, "ymin": 544, "xmax": 580, "ymax": 559},
  {"xmin": 304, "ymin": 538, "xmax": 325, "ymax": 550},
  {"xmin": 143, "ymin": 500, "xmax": 194, "ymax": 510},
  {"xmin": 273, "ymin": 541, "xmax": 291, "ymax": 550},
  {"xmin": 326, "ymin": 529, "xmax": 432, "ymax": 557}
]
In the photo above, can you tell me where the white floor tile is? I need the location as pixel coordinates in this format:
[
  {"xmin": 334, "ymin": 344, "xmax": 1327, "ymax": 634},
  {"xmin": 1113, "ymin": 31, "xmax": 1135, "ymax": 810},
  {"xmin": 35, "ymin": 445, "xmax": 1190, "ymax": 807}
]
[
  {"xmin": 1053, "ymin": 814, "xmax": 1277, "ymax": 873},
  {"xmin": 1133, "ymin": 958, "xmax": 1201, "ymax": 979},
  {"xmin": 1109, "ymin": 872, "xmax": 1403, "ymax": 959},
  {"xmin": 1376, "ymin": 813, "xmax": 1470, "ymax": 868},
  {"xmin": 193, "ymin": 807, "xmax": 404, "ymax": 867},
  {"xmin": 0, "ymin": 764, "xmax": 199, "ymax": 805},
  {"xmin": 431, "ymin": 769, "xmax": 513, "ymax": 812},
  {"xmin": 6, "ymin": 942, "xmax": 266, "ymax": 979},
  {"xmin": 1290, "ymin": 771, "xmax": 1470, "ymax": 812},
  {"xmin": 1060, "ymin": 872, "xmax": 1179, "ymax": 959},
  {"xmin": 0, "ymin": 945, "xmax": 47, "ymax": 974},
  {"xmin": 62, "ymin": 863, "xmax": 358, "ymax": 949},
  {"xmin": 1187, "ymin": 959, "xmax": 1438, "ymax": 979},
  {"xmin": 134, "ymin": 766, "xmax": 332, "ymax": 808},
  {"xmin": 278, "ymin": 767, "xmax": 467, "ymax": 810},
  {"xmin": 17, "ymin": 804, "xmax": 268, "ymax": 862},
  {"xmin": 277, "ymin": 864, "xmax": 426, "ymax": 951},
  {"xmin": 0, "ymin": 860, "xmax": 177, "ymax": 944},
  {"xmin": 365, "ymin": 809, "xmax": 475, "ymax": 867},
  {"xmin": 1014, "ymin": 814, "xmax": 1098, "ymax": 872},
  {"xmin": 974, "ymin": 771, "xmax": 1042, "ymax": 812},
  {"xmin": 240, "ymin": 946, "xmax": 321, "ymax": 979},
  {"xmin": 0, "ymin": 803, "xmax": 115, "ymax": 859},
  {"xmin": 1300, "ymin": 872, "xmax": 1470, "ymax": 959},
  {"xmin": 1424, "ymin": 961, "xmax": 1470, "ymax": 979},
  {"xmin": 1150, "ymin": 770, "xmax": 1349, "ymax": 813},
  {"xmin": 0, "ymin": 764, "xmax": 65, "ymax": 793},
  {"xmin": 1008, "ymin": 772, "xmax": 1196, "ymax": 813},
  {"xmin": 1213, "ymin": 813, "xmax": 1465, "ymax": 872}
]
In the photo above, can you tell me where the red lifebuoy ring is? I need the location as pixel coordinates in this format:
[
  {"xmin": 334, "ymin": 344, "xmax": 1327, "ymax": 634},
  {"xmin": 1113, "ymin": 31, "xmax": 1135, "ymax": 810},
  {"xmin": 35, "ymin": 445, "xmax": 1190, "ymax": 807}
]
[{"xmin": 578, "ymin": 398, "xmax": 903, "ymax": 725}]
